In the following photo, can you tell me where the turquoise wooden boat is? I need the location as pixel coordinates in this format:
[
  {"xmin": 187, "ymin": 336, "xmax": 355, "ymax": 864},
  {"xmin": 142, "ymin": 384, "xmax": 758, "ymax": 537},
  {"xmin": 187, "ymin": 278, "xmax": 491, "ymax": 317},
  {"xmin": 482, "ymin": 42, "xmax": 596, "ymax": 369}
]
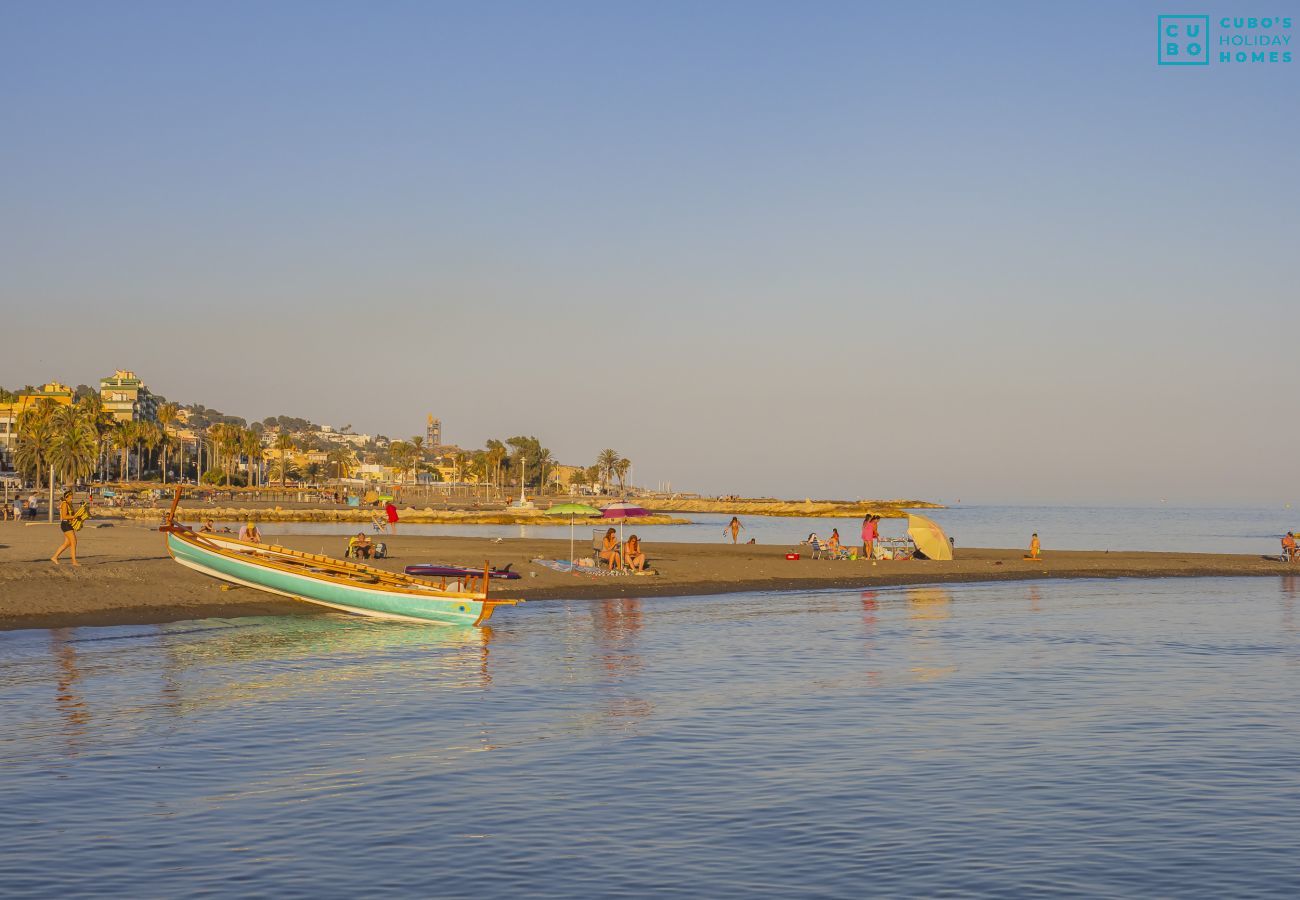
[{"xmin": 164, "ymin": 528, "xmax": 518, "ymax": 627}]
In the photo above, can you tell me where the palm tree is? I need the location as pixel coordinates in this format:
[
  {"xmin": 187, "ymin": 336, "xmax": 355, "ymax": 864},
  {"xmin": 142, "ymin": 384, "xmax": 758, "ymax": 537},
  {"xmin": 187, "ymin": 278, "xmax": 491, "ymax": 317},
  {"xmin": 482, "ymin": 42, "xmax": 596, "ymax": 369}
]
[
  {"xmin": 210, "ymin": 423, "xmax": 242, "ymax": 488},
  {"xmin": 536, "ymin": 447, "xmax": 555, "ymax": 495},
  {"xmin": 614, "ymin": 458, "xmax": 631, "ymax": 494},
  {"xmin": 156, "ymin": 403, "xmax": 179, "ymax": 483},
  {"xmin": 241, "ymin": 429, "xmax": 264, "ymax": 488},
  {"xmin": 485, "ymin": 440, "xmax": 507, "ymax": 496},
  {"xmin": 14, "ymin": 399, "xmax": 59, "ymax": 490},
  {"xmin": 272, "ymin": 432, "xmax": 297, "ymax": 488},
  {"xmin": 48, "ymin": 410, "xmax": 98, "ymax": 488},
  {"xmin": 267, "ymin": 456, "xmax": 301, "ymax": 485},
  {"xmin": 387, "ymin": 441, "xmax": 419, "ymax": 483},
  {"xmin": 111, "ymin": 421, "xmax": 136, "ymax": 482},
  {"xmin": 597, "ymin": 448, "xmax": 621, "ymax": 494},
  {"xmin": 326, "ymin": 445, "xmax": 357, "ymax": 482},
  {"xmin": 144, "ymin": 422, "xmax": 164, "ymax": 480}
]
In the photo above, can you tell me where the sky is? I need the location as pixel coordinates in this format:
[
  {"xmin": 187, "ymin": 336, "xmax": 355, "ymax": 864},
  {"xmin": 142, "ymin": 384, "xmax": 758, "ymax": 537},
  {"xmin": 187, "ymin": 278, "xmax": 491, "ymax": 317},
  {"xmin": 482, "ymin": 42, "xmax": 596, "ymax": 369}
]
[{"xmin": 1, "ymin": 1, "xmax": 1296, "ymax": 505}]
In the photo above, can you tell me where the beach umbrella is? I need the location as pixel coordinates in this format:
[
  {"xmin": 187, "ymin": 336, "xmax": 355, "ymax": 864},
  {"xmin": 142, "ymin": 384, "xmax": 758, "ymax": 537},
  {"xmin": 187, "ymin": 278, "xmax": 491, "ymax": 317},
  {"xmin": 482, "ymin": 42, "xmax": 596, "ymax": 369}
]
[
  {"xmin": 545, "ymin": 502, "xmax": 601, "ymax": 565},
  {"xmin": 601, "ymin": 501, "xmax": 649, "ymax": 543},
  {"xmin": 907, "ymin": 513, "xmax": 953, "ymax": 561}
]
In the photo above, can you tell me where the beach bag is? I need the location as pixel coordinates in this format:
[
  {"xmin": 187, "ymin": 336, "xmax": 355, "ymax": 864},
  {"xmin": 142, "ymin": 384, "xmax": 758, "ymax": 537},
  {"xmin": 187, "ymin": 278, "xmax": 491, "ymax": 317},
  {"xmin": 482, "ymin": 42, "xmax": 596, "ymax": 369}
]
[{"xmin": 373, "ymin": 542, "xmax": 387, "ymax": 559}]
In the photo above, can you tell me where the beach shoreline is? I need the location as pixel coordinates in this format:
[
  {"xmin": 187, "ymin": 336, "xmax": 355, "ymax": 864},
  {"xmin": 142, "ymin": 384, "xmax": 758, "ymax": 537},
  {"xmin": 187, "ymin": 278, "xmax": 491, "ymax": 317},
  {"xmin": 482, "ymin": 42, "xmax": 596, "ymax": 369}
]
[{"xmin": 2, "ymin": 520, "xmax": 1294, "ymax": 631}]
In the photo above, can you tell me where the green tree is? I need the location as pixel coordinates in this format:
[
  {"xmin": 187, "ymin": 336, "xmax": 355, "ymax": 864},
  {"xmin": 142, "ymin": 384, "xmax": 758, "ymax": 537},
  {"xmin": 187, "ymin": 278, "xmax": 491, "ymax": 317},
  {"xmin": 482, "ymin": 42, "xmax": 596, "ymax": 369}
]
[
  {"xmin": 156, "ymin": 403, "xmax": 179, "ymax": 483},
  {"xmin": 48, "ymin": 405, "xmax": 98, "ymax": 487},
  {"xmin": 273, "ymin": 432, "xmax": 297, "ymax": 488},
  {"xmin": 597, "ymin": 448, "xmax": 621, "ymax": 493},
  {"xmin": 241, "ymin": 429, "xmax": 264, "ymax": 488},
  {"xmin": 14, "ymin": 399, "xmax": 59, "ymax": 489},
  {"xmin": 327, "ymin": 445, "xmax": 357, "ymax": 481}
]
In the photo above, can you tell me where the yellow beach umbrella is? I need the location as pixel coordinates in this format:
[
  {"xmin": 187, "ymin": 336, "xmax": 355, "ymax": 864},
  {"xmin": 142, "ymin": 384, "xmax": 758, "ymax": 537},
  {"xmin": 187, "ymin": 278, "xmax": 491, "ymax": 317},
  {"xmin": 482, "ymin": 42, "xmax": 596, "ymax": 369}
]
[{"xmin": 907, "ymin": 513, "xmax": 953, "ymax": 561}]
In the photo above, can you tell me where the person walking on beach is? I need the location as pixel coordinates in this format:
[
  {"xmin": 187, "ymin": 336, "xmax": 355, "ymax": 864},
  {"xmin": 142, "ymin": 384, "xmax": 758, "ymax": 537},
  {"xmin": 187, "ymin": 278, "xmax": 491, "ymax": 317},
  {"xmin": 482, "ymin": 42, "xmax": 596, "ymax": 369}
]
[
  {"xmin": 385, "ymin": 500, "xmax": 399, "ymax": 535},
  {"xmin": 11, "ymin": 496, "xmax": 21, "ymax": 523},
  {"xmin": 726, "ymin": 517, "xmax": 744, "ymax": 544},
  {"xmin": 50, "ymin": 490, "xmax": 84, "ymax": 566},
  {"xmin": 1025, "ymin": 533, "xmax": 1041, "ymax": 560},
  {"xmin": 27, "ymin": 493, "xmax": 39, "ymax": 520},
  {"xmin": 861, "ymin": 515, "xmax": 878, "ymax": 560}
]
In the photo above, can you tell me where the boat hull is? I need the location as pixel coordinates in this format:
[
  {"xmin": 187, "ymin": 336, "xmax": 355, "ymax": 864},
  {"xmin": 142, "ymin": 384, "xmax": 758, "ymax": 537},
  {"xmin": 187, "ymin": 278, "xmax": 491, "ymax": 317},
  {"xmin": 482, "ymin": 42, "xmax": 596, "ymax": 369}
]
[{"xmin": 167, "ymin": 532, "xmax": 511, "ymax": 626}]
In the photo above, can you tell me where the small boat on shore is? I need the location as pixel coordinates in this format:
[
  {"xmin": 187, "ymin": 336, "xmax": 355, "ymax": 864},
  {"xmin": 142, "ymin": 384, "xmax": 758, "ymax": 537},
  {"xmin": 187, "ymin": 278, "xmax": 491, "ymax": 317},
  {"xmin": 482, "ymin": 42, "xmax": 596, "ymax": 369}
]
[
  {"xmin": 159, "ymin": 495, "xmax": 518, "ymax": 626},
  {"xmin": 404, "ymin": 562, "xmax": 521, "ymax": 580}
]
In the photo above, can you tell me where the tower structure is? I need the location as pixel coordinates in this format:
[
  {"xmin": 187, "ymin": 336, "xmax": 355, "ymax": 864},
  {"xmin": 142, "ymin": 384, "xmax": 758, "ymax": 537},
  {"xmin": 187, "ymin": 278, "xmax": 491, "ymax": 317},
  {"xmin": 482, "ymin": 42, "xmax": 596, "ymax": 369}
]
[{"xmin": 426, "ymin": 415, "xmax": 442, "ymax": 449}]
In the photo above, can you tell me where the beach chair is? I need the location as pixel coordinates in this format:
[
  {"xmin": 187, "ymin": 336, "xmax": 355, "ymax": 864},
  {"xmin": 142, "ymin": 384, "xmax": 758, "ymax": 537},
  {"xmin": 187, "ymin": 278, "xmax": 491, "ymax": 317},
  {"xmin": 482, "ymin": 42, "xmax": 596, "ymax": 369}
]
[
  {"xmin": 805, "ymin": 536, "xmax": 850, "ymax": 560},
  {"xmin": 592, "ymin": 528, "xmax": 622, "ymax": 569}
]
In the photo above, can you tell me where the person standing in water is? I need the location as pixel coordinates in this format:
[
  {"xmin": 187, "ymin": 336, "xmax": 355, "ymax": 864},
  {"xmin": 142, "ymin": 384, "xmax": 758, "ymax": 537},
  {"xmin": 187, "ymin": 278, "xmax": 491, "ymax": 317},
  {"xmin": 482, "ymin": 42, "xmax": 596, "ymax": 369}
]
[
  {"xmin": 385, "ymin": 500, "xmax": 399, "ymax": 535},
  {"xmin": 727, "ymin": 517, "xmax": 744, "ymax": 544},
  {"xmin": 51, "ymin": 490, "xmax": 85, "ymax": 566}
]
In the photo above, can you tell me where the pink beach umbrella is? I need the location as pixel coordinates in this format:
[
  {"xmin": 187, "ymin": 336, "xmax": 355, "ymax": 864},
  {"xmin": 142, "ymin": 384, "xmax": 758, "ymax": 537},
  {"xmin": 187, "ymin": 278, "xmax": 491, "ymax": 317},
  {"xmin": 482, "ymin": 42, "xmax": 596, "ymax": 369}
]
[{"xmin": 600, "ymin": 502, "xmax": 649, "ymax": 543}]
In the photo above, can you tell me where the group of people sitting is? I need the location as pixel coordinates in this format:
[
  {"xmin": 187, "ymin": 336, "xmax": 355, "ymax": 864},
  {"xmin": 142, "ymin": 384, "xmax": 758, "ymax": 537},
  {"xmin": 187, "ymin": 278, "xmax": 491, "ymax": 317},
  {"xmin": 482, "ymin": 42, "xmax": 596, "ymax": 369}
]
[{"xmin": 598, "ymin": 527, "xmax": 649, "ymax": 571}]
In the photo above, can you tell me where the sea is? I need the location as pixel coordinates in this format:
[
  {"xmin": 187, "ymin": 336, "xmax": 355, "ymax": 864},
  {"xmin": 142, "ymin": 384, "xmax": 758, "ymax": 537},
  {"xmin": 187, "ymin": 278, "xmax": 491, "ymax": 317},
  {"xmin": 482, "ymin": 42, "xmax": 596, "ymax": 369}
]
[
  {"xmin": 233, "ymin": 504, "xmax": 1299, "ymax": 556},
  {"xmin": 4, "ymin": 575, "xmax": 1300, "ymax": 896}
]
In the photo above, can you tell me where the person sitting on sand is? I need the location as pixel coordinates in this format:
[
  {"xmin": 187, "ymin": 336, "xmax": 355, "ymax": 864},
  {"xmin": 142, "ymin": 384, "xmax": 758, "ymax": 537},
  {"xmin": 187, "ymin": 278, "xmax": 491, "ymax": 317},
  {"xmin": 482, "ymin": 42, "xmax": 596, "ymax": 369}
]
[
  {"xmin": 1025, "ymin": 533, "xmax": 1041, "ymax": 560},
  {"xmin": 1283, "ymin": 531, "xmax": 1298, "ymax": 563},
  {"xmin": 349, "ymin": 531, "xmax": 374, "ymax": 559},
  {"xmin": 200, "ymin": 519, "xmax": 215, "ymax": 533},
  {"xmin": 238, "ymin": 520, "xmax": 262, "ymax": 543},
  {"xmin": 599, "ymin": 527, "xmax": 621, "ymax": 569},
  {"xmin": 623, "ymin": 534, "xmax": 647, "ymax": 571},
  {"xmin": 829, "ymin": 528, "xmax": 843, "ymax": 554}
]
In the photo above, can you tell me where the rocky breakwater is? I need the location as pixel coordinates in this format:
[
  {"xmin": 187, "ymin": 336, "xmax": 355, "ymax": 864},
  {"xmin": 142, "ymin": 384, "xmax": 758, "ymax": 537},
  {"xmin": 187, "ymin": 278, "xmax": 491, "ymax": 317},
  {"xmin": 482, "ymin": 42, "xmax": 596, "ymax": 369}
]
[{"xmin": 107, "ymin": 505, "xmax": 690, "ymax": 526}]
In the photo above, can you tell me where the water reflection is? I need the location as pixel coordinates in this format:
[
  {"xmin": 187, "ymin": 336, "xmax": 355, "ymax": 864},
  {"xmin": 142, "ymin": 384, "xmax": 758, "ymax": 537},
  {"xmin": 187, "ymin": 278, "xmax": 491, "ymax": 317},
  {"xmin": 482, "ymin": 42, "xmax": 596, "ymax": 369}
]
[
  {"xmin": 591, "ymin": 598, "xmax": 652, "ymax": 728},
  {"xmin": 905, "ymin": 587, "xmax": 956, "ymax": 682},
  {"xmin": 51, "ymin": 629, "xmax": 89, "ymax": 754}
]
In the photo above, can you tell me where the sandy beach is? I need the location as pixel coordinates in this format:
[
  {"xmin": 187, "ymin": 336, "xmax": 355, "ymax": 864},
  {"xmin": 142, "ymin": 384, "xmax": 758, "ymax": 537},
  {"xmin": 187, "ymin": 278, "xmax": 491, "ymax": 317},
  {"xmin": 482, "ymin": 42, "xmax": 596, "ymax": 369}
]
[{"xmin": 2, "ymin": 517, "xmax": 1294, "ymax": 630}]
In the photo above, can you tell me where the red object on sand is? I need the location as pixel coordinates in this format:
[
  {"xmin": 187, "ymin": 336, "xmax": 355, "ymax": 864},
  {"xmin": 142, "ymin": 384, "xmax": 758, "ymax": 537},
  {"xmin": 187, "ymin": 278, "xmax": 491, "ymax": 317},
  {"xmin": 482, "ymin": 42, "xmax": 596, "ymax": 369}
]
[{"xmin": 786, "ymin": 553, "xmax": 800, "ymax": 560}]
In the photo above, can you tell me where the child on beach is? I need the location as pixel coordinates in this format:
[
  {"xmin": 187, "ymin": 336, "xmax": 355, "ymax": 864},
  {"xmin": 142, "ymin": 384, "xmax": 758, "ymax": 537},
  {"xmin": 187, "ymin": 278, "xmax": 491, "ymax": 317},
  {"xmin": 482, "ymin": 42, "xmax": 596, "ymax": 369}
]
[{"xmin": 1025, "ymin": 533, "xmax": 1041, "ymax": 560}]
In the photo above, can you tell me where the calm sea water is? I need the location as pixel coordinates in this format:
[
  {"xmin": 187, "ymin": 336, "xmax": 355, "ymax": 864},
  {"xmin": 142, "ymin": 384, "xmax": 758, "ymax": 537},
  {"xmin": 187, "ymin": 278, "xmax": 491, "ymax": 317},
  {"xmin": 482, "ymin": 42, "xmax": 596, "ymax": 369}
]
[
  {"xmin": 237, "ymin": 505, "xmax": 1299, "ymax": 555},
  {"xmin": 4, "ymin": 577, "xmax": 1300, "ymax": 897}
]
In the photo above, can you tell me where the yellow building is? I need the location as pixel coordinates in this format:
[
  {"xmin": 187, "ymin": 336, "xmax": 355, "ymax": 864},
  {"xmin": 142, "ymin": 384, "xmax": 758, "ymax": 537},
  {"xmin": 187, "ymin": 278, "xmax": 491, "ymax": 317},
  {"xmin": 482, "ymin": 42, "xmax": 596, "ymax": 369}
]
[{"xmin": 0, "ymin": 382, "xmax": 74, "ymax": 468}]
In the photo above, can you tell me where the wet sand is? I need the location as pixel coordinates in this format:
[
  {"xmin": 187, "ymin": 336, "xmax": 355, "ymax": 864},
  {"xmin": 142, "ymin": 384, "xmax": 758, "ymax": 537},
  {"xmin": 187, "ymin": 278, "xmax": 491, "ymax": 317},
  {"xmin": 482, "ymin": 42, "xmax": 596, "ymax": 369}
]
[{"xmin": 1, "ymin": 518, "xmax": 1293, "ymax": 630}]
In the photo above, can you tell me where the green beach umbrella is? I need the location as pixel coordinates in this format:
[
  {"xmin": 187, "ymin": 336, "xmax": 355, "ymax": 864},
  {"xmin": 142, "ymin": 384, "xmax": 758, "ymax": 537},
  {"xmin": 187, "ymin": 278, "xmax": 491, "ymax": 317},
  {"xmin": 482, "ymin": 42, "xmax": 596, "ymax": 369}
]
[{"xmin": 545, "ymin": 502, "xmax": 601, "ymax": 565}]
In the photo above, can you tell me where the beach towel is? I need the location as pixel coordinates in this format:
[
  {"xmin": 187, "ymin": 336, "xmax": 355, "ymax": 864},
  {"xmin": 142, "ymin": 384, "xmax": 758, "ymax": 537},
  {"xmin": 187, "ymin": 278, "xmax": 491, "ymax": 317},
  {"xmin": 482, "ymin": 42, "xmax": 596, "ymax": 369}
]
[{"xmin": 531, "ymin": 558, "xmax": 624, "ymax": 576}]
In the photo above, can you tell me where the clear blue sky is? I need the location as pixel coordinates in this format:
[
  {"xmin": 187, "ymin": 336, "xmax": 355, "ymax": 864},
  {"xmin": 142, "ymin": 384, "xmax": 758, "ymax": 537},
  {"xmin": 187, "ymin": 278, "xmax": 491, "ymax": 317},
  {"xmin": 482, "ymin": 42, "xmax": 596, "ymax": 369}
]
[{"xmin": 2, "ymin": 1, "xmax": 1296, "ymax": 504}]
